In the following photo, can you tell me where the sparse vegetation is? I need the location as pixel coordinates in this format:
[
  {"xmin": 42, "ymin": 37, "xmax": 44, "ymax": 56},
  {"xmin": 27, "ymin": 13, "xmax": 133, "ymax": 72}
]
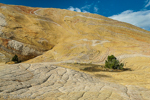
[
  {"xmin": 12, "ymin": 55, "xmax": 18, "ymax": 62},
  {"xmin": 12, "ymin": 55, "xmax": 21, "ymax": 63},
  {"xmin": 66, "ymin": 61, "xmax": 127, "ymax": 72},
  {"xmin": 105, "ymin": 55, "xmax": 124, "ymax": 70}
]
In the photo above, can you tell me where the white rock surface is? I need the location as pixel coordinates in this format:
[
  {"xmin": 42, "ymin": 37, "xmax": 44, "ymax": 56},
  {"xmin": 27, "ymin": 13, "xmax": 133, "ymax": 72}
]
[
  {"xmin": 0, "ymin": 62, "xmax": 150, "ymax": 100},
  {"xmin": 8, "ymin": 40, "xmax": 24, "ymax": 51},
  {"xmin": 8, "ymin": 40, "xmax": 42, "ymax": 56},
  {"xmin": 0, "ymin": 13, "xmax": 6, "ymax": 26},
  {"xmin": 0, "ymin": 13, "xmax": 6, "ymax": 39}
]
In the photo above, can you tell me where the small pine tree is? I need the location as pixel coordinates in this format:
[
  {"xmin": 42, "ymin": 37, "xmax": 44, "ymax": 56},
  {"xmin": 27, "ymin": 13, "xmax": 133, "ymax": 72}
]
[
  {"xmin": 105, "ymin": 55, "xmax": 124, "ymax": 70},
  {"xmin": 12, "ymin": 55, "xmax": 18, "ymax": 62}
]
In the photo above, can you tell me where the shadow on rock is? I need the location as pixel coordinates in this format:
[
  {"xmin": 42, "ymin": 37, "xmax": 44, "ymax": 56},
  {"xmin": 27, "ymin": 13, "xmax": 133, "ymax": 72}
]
[{"xmin": 95, "ymin": 74, "xmax": 111, "ymax": 78}]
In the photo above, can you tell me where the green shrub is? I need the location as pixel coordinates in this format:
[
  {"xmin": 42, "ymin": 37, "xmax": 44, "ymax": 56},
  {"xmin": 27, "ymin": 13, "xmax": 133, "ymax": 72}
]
[
  {"xmin": 12, "ymin": 55, "xmax": 18, "ymax": 62},
  {"xmin": 105, "ymin": 55, "xmax": 124, "ymax": 70}
]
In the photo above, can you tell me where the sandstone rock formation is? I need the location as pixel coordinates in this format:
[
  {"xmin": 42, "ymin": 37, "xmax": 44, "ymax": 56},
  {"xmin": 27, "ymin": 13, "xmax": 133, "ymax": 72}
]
[
  {"xmin": 1, "ymin": 63, "xmax": 150, "ymax": 100},
  {"xmin": 0, "ymin": 3, "xmax": 150, "ymax": 63},
  {"xmin": 0, "ymin": 3, "xmax": 150, "ymax": 100}
]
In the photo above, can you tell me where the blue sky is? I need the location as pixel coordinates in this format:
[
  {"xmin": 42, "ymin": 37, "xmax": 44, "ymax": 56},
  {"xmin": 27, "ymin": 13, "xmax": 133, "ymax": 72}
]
[{"xmin": 1, "ymin": 0, "xmax": 150, "ymax": 31}]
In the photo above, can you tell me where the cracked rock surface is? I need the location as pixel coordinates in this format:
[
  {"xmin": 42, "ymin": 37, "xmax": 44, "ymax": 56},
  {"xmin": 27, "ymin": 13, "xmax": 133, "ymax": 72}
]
[{"xmin": 0, "ymin": 63, "xmax": 150, "ymax": 100}]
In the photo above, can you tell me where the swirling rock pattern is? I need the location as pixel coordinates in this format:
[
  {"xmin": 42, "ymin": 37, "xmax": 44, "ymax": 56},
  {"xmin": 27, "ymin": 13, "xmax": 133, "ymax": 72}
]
[{"xmin": 0, "ymin": 63, "xmax": 150, "ymax": 100}]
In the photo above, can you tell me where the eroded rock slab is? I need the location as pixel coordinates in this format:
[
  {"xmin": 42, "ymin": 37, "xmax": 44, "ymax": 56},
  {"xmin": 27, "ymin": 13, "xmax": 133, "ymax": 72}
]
[{"xmin": 0, "ymin": 62, "xmax": 150, "ymax": 100}]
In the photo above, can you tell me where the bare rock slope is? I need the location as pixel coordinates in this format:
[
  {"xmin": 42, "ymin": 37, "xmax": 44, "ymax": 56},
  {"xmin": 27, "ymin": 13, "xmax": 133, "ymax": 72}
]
[
  {"xmin": 1, "ymin": 63, "xmax": 150, "ymax": 100},
  {"xmin": 0, "ymin": 3, "xmax": 150, "ymax": 100},
  {"xmin": 0, "ymin": 3, "xmax": 149, "ymax": 63}
]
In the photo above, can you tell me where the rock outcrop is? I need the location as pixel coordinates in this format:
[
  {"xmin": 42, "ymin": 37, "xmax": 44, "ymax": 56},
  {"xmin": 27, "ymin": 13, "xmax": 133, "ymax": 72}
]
[{"xmin": 1, "ymin": 63, "xmax": 150, "ymax": 100}]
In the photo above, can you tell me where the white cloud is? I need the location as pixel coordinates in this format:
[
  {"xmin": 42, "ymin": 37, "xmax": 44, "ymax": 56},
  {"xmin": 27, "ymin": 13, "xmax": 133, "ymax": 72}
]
[
  {"xmin": 94, "ymin": 6, "xmax": 99, "ymax": 13},
  {"xmin": 67, "ymin": 6, "xmax": 88, "ymax": 13},
  {"xmin": 81, "ymin": 4, "xmax": 92, "ymax": 10},
  {"xmin": 75, "ymin": 8, "xmax": 81, "ymax": 12},
  {"xmin": 67, "ymin": 6, "xmax": 81, "ymax": 12},
  {"xmin": 109, "ymin": 10, "xmax": 150, "ymax": 31},
  {"xmin": 145, "ymin": 0, "xmax": 150, "ymax": 7},
  {"xmin": 67, "ymin": 2, "xmax": 100, "ymax": 14},
  {"xmin": 67, "ymin": 6, "xmax": 75, "ymax": 11}
]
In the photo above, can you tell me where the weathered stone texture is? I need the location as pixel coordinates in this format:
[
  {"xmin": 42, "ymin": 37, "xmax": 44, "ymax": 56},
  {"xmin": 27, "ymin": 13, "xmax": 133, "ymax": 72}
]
[{"xmin": 0, "ymin": 63, "xmax": 150, "ymax": 100}]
